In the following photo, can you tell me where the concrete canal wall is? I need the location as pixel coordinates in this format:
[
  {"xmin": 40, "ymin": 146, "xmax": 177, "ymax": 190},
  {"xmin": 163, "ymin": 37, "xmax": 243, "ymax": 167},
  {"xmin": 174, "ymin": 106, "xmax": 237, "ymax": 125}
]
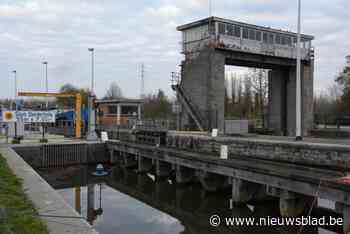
[
  {"xmin": 12, "ymin": 142, "xmax": 108, "ymax": 168},
  {"xmin": 166, "ymin": 132, "xmax": 350, "ymax": 170},
  {"xmin": 0, "ymin": 147, "xmax": 98, "ymax": 234}
]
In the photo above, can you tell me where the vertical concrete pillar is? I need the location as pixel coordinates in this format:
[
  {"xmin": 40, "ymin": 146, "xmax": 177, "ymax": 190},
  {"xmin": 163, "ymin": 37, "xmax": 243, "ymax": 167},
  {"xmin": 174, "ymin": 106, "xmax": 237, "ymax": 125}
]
[
  {"xmin": 208, "ymin": 51, "xmax": 226, "ymax": 132},
  {"xmin": 279, "ymin": 191, "xmax": 313, "ymax": 217},
  {"xmin": 268, "ymin": 69, "xmax": 287, "ymax": 135},
  {"xmin": 343, "ymin": 204, "xmax": 350, "ymax": 234},
  {"xmin": 286, "ymin": 63, "xmax": 314, "ymax": 136},
  {"xmin": 117, "ymin": 104, "xmax": 121, "ymax": 125},
  {"xmin": 109, "ymin": 149, "xmax": 117, "ymax": 164},
  {"xmin": 179, "ymin": 48, "xmax": 225, "ymax": 131},
  {"xmin": 175, "ymin": 165, "xmax": 196, "ymax": 184},
  {"xmin": 232, "ymin": 178, "xmax": 266, "ymax": 205},
  {"xmin": 156, "ymin": 160, "xmax": 172, "ymax": 177},
  {"xmin": 137, "ymin": 104, "xmax": 141, "ymax": 121},
  {"xmin": 123, "ymin": 153, "xmax": 137, "ymax": 168},
  {"xmin": 197, "ymin": 170, "xmax": 229, "ymax": 192},
  {"xmin": 138, "ymin": 156, "xmax": 153, "ymax": 173},
  {"xmin": 87, "ymin": 184, "xmax": 95, "ymax": 224}
]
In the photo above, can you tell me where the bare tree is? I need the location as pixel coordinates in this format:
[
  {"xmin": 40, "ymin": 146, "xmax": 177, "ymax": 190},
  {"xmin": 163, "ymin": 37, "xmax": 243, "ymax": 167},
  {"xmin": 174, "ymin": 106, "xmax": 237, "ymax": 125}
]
[
  {"xmin": 104, "ymin": 82, "xmax": 123, "ymax": 100},
  {"xmin": 249, "ymin": 68, "xmax": 269, "ymax": 127}
]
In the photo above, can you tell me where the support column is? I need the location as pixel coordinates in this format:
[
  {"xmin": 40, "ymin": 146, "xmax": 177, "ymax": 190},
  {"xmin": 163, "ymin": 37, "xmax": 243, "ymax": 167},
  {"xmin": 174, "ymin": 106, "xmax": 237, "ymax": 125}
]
[
  {"xmin": 109, "ymin": 149, "xmax": 117, "ymax": 164},
  {"xmin": 197, "ymin": 170, "xmax": 229, "ymax": 192},
  {"xmin": 87, "ymin": 184, "xmax": 95, "ymax": 224},
  {"xmin": 278, "ymin": 190, "xmax": 313, "ymax": 217},
  {"xmin": 117, "ymin": 104, "xmax": 121, "ymax": 125},
  {"xmin": 156, "ymin": 160, "xmax": 172, "ymax": 177},
  {"xmin": 231, "ymin": 178, "xmax": 267, "ymax": 205},
  {"xmin": 175, "ymin": 165, "xmax": 196, "ymax": 184},
  {"xmin": 138, "ymin": 156, "xmax": 153, "ymax": 173},
  {"xmin": 344, "ymin": 205, "xmax": 350, "ymax": 234},
  {"xmin": 268, "ymin": 69, "xmax": 287, "ymax": 135},
  {"xmin": 123, "ymin": 153, "xmax": 137, "ymax": 168},
  {"xmin": 137, "ymin": 104, "xmax": 141, "ymax": 121}
]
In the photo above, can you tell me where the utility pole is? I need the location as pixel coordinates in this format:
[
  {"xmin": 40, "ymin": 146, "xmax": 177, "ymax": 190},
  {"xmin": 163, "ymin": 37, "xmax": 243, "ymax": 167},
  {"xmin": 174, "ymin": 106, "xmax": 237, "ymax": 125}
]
[
  {"xmin": 295, "ymin": 0, "xmax": 302, "ymax": 141},
  {"xmin": 140, "ymin": 63, "xmax": 145, "ymax": 98}
]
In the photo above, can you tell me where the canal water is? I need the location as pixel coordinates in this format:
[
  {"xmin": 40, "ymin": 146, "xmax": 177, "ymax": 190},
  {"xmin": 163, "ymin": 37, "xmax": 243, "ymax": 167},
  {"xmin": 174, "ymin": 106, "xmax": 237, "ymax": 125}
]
[{"xmin": 37, "ymin": 165, "xmax": 342, "ymax": 234}]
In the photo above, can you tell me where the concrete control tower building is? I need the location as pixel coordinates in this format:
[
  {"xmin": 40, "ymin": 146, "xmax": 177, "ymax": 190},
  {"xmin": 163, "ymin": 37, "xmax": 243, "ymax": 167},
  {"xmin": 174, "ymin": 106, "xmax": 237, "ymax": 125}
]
[{"xmin": 173, "ymin": 17, "xmax": 314, "ymax": 136}]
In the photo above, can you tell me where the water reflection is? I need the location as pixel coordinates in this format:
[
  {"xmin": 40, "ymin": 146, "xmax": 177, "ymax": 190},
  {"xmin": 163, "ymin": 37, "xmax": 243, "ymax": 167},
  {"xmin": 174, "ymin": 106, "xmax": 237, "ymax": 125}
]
[{"xmin": 37, "ymin": 165, "xmax": 341, "ymax": 234}]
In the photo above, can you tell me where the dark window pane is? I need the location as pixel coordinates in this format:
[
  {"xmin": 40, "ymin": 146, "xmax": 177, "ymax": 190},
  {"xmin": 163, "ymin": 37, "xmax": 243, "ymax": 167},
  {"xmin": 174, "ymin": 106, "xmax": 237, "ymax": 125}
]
[
  {"xmin": 249, "ymin": 29, "xmax": 255, "ymax": 40},
  {"xmin": 293, "ymin": 37, "xmax": 297, "ymax": 44},
  {"xmin": 256, "ymin": 31, "xmax": 262, "ymax": 41},
  {"xmin": 243, "ymin": 28, "xmax": 249, "ymax": 39},
  {"xmin": 268, "ymin": 33, "xmax": 274, "ymax": 44},
  {"xmin": 227, "ymin": 24, "xmax": 234, "ymax": 36},
  {"xmin": 286, "ymin": 36, "xmax": 292, "ymax": 46},
  {"xmin": 108, "ymin": 106, "xmax": 118, "ymax": 114},
  {"xmin": 219, "ymin": 23, "xmax": 226, "ymax": 34},
  {"xmin": 234, "ymin": 25, "xmax": 241, "ymax": 37},
  {"xmin": 276, "ymin": 34, "xmax": 281, "ymax": 44},
  {"xmin": 263, "ymin": 32, "xmax": 268, "ymax": 43},
  {"xmin": 281, "ymin": 36, "xmax": 286, "ymax": 45}
]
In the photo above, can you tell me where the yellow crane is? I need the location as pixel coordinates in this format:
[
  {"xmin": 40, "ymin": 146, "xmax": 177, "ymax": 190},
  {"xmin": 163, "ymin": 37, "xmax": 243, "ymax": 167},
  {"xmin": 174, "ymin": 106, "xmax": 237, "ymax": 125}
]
[{"xmin": 17, "ymin": 92, "xmax": 82, "ymax": 138}]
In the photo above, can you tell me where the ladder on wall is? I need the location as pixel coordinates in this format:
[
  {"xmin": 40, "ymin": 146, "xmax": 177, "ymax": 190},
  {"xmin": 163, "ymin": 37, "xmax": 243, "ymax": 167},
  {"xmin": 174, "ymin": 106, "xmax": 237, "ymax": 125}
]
[{"xmin": 171, "ymin": 72, "xmax": 205, "ymax": 131}]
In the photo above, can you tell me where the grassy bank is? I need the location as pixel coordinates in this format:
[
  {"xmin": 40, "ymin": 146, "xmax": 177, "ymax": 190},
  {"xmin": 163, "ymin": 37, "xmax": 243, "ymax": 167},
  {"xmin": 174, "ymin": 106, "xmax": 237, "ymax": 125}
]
[{"xmin": 0, "ymin": 154, "xmax": 48, "ymax": 234}]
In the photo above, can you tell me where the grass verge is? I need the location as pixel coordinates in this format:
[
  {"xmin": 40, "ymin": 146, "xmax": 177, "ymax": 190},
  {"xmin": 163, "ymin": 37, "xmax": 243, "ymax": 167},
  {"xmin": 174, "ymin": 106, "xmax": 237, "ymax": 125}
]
[{"xmin": 0, "ymin": 154, "xmax": 48, "ymax": 234}]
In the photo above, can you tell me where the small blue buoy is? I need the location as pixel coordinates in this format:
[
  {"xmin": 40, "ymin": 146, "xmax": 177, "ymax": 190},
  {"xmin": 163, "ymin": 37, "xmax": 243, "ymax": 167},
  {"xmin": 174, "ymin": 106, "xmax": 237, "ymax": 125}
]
[{"xmin": 92, "ymin": 164, "xmax": 108, "ymax": 176}]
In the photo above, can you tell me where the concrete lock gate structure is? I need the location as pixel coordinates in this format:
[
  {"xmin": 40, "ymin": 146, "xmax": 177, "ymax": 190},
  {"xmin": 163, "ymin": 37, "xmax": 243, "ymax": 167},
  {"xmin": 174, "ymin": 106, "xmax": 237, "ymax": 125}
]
[{"xmin": 173, "ymin": 17, "xmax": 314, "ymax": 136}]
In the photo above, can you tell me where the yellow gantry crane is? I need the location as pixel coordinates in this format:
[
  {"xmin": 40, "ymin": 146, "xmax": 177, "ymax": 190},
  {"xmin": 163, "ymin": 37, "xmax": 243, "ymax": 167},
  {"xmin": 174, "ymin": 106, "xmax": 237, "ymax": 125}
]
[{"xmin": 18, "ymin": 92, "xmax": 82, "ymax": 138}]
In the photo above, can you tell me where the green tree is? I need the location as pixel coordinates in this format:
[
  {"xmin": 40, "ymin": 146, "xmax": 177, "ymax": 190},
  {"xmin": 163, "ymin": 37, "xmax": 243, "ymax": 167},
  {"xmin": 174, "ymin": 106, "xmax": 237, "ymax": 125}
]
[
  {"xmin": 57, "ymin": 84, "xmax": 89, "ymax": 108},
  {"xmin": 335, "ymin": 55, "xmax": 350, "ymax": 112},
  {"xmin": 143, "ymin": 89, "xmax": 172, "ymax": 119}
]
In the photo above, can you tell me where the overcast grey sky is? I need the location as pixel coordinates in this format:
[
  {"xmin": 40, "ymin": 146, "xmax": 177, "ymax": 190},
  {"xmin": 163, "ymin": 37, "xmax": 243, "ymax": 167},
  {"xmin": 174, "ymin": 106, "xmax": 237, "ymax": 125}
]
[{"xmin": 0, "ymin": 0, "xmax": 349, "ymax": 99}]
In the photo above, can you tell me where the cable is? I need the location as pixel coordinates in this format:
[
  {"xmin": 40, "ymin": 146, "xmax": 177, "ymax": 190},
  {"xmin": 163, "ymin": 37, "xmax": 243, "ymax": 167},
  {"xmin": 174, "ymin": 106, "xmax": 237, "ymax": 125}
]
[{"xmin": 297, "ymin": 179, "xmax": 322, "ymax": 234}]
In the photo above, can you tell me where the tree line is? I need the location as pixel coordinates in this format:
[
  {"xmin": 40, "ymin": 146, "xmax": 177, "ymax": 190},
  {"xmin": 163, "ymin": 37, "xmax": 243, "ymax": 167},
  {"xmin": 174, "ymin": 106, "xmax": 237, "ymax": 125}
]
[
  {"xmin": 225, "ymin": 68, "xmax": 268, "ymax": 128},
  {"xmin": 314, "ymin": 55, "xmax": 350, "ymax": 126}
]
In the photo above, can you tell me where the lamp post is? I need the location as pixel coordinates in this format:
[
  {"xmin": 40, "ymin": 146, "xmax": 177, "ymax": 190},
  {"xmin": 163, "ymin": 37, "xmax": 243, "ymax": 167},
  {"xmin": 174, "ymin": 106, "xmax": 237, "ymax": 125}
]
[
  {"xmin": 42, "ymin": 61, "xmax": 48, "ymax": 110},
  {"xmin": 12, "ymin": 70, "xmax": 17, "ymax": 111},
  {"xmin": 295, "ymin": 0, "xmax": 302, "ymax": 141},
  {"xmin": 88, "ymin": 48, "xmax": 95, "ymax": 94},
  {"xmin": 87, "ymin": 48, "xmax": 98, "ymax": 140},
  {"xmin": 12, "ymin": 70, "xmax": 19, "ymax": 143}
]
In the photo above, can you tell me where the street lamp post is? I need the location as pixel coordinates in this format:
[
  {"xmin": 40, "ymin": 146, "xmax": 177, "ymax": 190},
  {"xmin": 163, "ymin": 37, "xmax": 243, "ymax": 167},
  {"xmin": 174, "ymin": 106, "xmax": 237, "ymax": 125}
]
[
  {"xmin": 88, "ymin": 48, "xmax": 95, "ymax": 94},
  {"xmin": 12, "ymin": 70, "xmax": 17, "ymax": 111},
  {"xmin": 87, "ymin": 48, "xmax": 98, "ymax": 140},
  {"xmin": 12, "ymin": 70, "xmax": 19, "ymax": 143},
  {"xmin": 42, "ymin": 61, "xmax": 48, "ymax": 110},
  {"xmin": 295, "ymin": 0, "xmax": 302, "ymax": 141}
]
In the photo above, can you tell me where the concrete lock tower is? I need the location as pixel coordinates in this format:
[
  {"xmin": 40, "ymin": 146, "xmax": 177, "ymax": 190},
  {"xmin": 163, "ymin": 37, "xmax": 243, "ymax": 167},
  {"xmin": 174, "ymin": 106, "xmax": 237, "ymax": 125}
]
[{"xmin": 173, "ymin": 17, "xmax": 314, "ymax": 136}]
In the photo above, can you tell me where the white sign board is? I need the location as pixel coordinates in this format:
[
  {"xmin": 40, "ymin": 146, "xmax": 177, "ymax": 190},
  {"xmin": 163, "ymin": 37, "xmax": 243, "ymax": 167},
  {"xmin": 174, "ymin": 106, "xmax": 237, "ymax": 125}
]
[
  {"xmin": 2, "ymin": 111, "xmax": 17, "ymax": 122},
  {"xmin": 101, "ymin": 131, "xmax": 109, "ymax": 142},
  {"xmin": 220, "ymin": 145, "xmax": 228, "ymax": 159},
  {"xmin": 211, "ymin": 128, "xmax": 218, "ymax": 137},
  {"xmin": 16, "ymin": 111, "xmax": 56, "ymax": 123}
]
